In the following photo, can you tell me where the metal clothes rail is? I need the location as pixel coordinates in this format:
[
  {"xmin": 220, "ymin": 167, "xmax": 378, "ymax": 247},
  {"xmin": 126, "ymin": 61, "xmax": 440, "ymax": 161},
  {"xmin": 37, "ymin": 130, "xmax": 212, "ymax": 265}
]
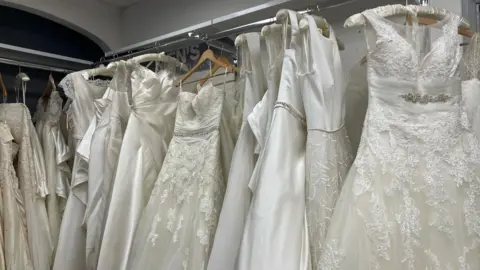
[{"xmin": 96, "ymin": 0, "xmax": 357, "ymax": 65}]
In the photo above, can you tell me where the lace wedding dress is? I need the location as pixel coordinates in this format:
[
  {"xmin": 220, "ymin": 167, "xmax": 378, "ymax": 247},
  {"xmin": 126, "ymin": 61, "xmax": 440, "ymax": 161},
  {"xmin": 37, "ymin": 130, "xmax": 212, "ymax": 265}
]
[
  {"xmin": 34, "ymin": 91, "xmax": 71, "ymax": 245},
  {"xmin": 237, "ymin": 10, "xmax": 310, "ymax": 270},
  {"xmin": 299, "ymin": 15, "xmax": 353, "ymax": 269},
  {"xmin": 207, "ymin": 32, "xmax": 266, "ymax": 270},
  {"xmin": 54, "ymin": 73, "xmax": 109, "ymax": 270},
  {"xmin": 0, "ymin": 103, "xmax": 52, "ymax": 270},
  {"xmin": 97, "ymin": 64, "xmax": 179, "ymax": 270},
  {"xmin": 127, "ymin": 82, "xmax": 225, "ymax": 270},
  {"xmin": 0, "ymin": 121, "xmax": 32, "ymax": 270},
  {"xmin": 320, "ymin": 9, "xmax": 480, "ymax": 269}
]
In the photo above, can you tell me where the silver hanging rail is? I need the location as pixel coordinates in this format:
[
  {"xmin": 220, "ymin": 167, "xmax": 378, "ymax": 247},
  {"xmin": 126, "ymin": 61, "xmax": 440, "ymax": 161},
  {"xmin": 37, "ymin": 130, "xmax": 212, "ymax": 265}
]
[
  {"xmin": 96, "ymin": 0, "xmax": 356, "ymax": 65},
  {"xmin": 0, "ymin": 57, "xmax": 74, "ymax": 73}
]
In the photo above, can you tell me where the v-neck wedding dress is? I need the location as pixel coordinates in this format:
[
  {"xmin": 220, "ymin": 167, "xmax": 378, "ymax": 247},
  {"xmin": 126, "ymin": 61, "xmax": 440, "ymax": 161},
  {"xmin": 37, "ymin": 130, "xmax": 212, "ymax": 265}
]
[{"xmin": 320, "ymin": 7, "xmax": 480, "ymax": 269}]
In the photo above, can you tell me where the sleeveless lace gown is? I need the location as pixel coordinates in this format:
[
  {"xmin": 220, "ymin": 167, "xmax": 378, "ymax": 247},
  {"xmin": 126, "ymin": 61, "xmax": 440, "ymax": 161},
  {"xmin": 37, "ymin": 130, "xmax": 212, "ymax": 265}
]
[
  {"xmin": 237, "ymin": 10, "xmax": 310, "ymax": 270},
  {"xmin": 127, "ymin": 83, "xmax": 225, "ymax": 270},
  {"xmin": 207, "ymin": 33, "xmax": 266, "ymax": 270},
  {"xmin": 320, "ymin": 10, "xmax": 480, "ymax": 269},
  {"xmin": 299, "ymin": 16, "xmax": 353, "ymax": 269}
]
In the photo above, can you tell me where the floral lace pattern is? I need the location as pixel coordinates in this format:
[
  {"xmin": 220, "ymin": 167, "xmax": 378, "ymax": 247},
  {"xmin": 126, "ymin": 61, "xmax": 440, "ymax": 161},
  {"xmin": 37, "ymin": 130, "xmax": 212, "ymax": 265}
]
[
  {"xmin": 127, "ymin": 85, "xmax": 225, "ymax": 270},
  {"xmin": 305, "ymin": 127, "xmax": 352, "ymax": 267},
  {"xmin": 319, "ymin": 9, "xmax": 480, "ymax": 270}
]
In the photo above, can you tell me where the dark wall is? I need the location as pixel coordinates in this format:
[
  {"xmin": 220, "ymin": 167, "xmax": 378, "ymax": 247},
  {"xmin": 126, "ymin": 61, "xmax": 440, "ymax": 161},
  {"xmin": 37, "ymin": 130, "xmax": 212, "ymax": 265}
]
[{"xmin": 0, "ymin": 5, "xmax": 105, "ymax": 113}]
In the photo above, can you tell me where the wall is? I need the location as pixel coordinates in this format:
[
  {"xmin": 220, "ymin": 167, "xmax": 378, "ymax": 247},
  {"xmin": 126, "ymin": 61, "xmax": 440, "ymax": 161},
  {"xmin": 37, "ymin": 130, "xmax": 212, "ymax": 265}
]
[
  {"xmin": 121, "ymin": 0, "xmax": 269, "ymax": 47},
  {"xmin": 0, "ymin": 0, "xmax": 122, "ymax": 51}
]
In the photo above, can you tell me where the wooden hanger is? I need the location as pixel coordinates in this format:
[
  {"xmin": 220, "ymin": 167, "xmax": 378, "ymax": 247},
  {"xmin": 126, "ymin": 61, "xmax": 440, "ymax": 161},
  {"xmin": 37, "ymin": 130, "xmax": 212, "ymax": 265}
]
[
  {"xmin": 406, "ymin": 15, "xmax": 473, "ymax": 37},
  {"xmin": 181, "ymin": 49, "xmax": 236, "ymax": 84},
  {"xmin": 198, "ymin": 55, "xmax": 239, "ymax": 86},
  {"xmin": 0, "ymin": 73, "xmax": 7, "ymax": 102},
  {"xmin": 41, "ymin": 74, "xmax": 56, "ymax": 109}
]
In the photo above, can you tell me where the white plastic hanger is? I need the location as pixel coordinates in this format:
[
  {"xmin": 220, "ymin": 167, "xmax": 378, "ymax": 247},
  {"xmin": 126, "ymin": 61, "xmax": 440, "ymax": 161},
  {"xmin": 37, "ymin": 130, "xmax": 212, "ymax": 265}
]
[{"xmin": 130, "ymin": 52, "xmax": 188, "ymax": 72}]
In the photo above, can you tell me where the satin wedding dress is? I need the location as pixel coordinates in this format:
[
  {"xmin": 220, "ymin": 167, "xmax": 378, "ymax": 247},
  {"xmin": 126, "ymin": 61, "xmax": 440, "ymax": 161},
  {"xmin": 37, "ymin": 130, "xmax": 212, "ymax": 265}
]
[
  {"xmin": 54, "ymin": 73, "xmax": 110, "ymax": 270},
  {"xmin": 98, "ymin": 64, "xmax": 179, "ymax": 270},
  {"xmin": 76, "ymin": 61, "xmax": 132, "ymax": 270},
  {"xmin": 237, "ymin": 10, "xmax": 310, "ymax": 270},
  {"xmin": 0, "ymin": 121, "xmax": 32, "ymax": 269},
  {"xmin": 34, "ymin": 91, "xmax": 71, "ymax": 245},
  {"xmin": 299, "ymin": 16, "xmax": 353, "ymax": 269},
  {"xmin": 0, "ymin": 103, "xmax": 52, "ymax": 270},
  {"xmin": 320, "ymin": 9, "xmax": 480, "ymax": 269},
  {"xmin": 207, "ymin": 33, "xmax": 266, "ymax": 270}
]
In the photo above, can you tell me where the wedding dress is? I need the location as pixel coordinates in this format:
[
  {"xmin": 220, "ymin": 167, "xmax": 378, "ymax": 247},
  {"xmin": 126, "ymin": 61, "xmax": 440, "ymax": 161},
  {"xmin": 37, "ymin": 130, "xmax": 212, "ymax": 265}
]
[
  {"xmin": 319, "ymin": 10, "xmax": 480, "ymax": 269},
  {"xmin": 0, "ymin": 121, "xmax": 32, "ymax": 269},
  {"xmin": 79, "ymin": 61, "xmax": 131, "ymax": 270},
  {"xmin": 208, "ymin": 32, "xmax": 266, "ymax": 270},
  {"xmin": 54, "ymin": 73, "xmax": 109, "ymax": 270},
  {"xmin": 97, "ymin": 64, "xmax": 179, "ymax": 270},
  {"xmin": 461, "ymin": 33, "xmax": 480, "ymax": 138},
  {"xmin": 0, "ymin": 103, "xmax": 52, "ymax": 270},
  {"xmin": 34, "ymin": 91, "xmax": 71, "ymax": 245},
  {"xmin": 299, "ymin": 15, "xmax": 353, "ymax": 269},
  {"xmin": 237, "ymin": 10, "xmax": 310, "ymax": 270},
  {"xmin": 128, "ymin": 82, "xmax": 225, "ymax": 270},
  {"xmin": 345, "ymin": 60, "xmax": 368, "ymax": 156}
]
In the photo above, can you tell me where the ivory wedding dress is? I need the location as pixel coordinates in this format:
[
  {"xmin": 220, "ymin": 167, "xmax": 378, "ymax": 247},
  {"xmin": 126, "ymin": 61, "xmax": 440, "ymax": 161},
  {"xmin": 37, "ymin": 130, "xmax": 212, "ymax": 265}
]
[
  {"xmin": 34, "ymin": 91, "xmax": 71, "ymax": 245},
  {"xmin": 0, "ymin": 121, "xmax": 32, "ymax": 270},
  {"xmin": 0, "ymin": 103, "xmax": 52, "ymax": 270},
  {"xmin": 207, "ymin": 33, "xmax": 266, "ymax": 270},
  {"xmin": 97, "ymin": 64, "xmax": 179, "ymax": 270},
  {"xmin": 299, "ymin": 15, "xmax": 353, "ymax": 269},
  {"xmin": 320, "ymin": 10, "xmax": 480, "ymax": 269},
  {"xmin": 54, "ymin": 73, "xmax": 109, "ymax": 270},
  {"xmin": 128, "ymin": 83, "xmax": 226, "ymax": 270},
  {"xmin": 237, "ymin": 10, "xmax": 310, "ymax": 270}
]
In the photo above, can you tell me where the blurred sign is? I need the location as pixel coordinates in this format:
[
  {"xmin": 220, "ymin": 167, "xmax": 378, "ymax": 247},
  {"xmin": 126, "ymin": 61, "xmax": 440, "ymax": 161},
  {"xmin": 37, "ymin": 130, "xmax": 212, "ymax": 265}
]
[{"xmin": 166, "ymin": 43, "xmax": 235, "ymax": 72}]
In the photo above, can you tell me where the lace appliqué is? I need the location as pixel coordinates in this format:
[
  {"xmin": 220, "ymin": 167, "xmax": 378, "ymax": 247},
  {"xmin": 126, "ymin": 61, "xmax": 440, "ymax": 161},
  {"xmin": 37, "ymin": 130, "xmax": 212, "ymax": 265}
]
[{"xmin": 399, "ymin": 93, "xmax": 452, "ymax": 104}]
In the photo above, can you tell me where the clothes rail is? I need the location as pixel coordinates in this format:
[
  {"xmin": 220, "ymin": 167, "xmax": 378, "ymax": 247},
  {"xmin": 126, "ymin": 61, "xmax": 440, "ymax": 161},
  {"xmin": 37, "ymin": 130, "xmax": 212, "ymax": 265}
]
[
  {"xmin": 96, "ymin": 0, "xmax": 356, "ymax": 65},
  {"xmin": 0, "ymin": 57, "xmax": 74, "ymax": 74}
]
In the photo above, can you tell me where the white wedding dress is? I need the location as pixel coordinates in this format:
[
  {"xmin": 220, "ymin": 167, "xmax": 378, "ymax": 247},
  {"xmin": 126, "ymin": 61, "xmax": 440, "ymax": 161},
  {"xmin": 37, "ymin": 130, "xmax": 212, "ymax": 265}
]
[
  {"xmin": 97, "ymin": 64, "xmax": 179, "ymax": 270},
  {"xmin": 320, "ymin": 9, "xmax": 480, "ymax": 269},
  {"xmin": 79, "ymin": 61, "xmax": 132, "ymax": 270},
  {"xmin": 0, "ymin": 121, "xmax": 32, "ymax": 270},
  {"xmin": 299, "ymin": 16, "xmax": 353, "ymax": 269},
  {"xmin": 461, "ymin": 33, "xmax": 480, "ymax": 138},
  {"xmin": 207, "ymin": 32, "xmax": 266, "ymax": 270},
  {"xmin": 237, "ymin": 10, "xmax": 310, "ymax": 270},
  {"xmin": 34, "ymin": 91, "xmax": 71, "ymax": 246},
  {"xmin": 54, "ymin": 73, "xmax": 110, "ymax": 270},
  {"xmin": 128, "ymin": 82, "xmax": 225, "ymax": 270}
]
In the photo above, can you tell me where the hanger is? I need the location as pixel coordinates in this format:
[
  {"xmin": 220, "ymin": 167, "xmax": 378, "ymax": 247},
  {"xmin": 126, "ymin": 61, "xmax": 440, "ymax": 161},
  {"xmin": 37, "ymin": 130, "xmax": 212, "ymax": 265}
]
[
  {"xmin": 0, "ymin": 73, "xmax": 7, "ymax": 103},
  {"xmin": 344, "ymin": 4, "xmax": 472, "ymax": 37},
  {"xmin": 82, "ymin": 64, "xmax": 115, "ymax": 80},
  {"xmin": 276, "ymin": 10, "xmax": 346, "ymax": 50},
  {"xmin": 16, "ymin": 66, "xmax": 30, "ymax": 82},
  {"xmin": 41, "ymin": 73, "xmax": 56, "ymax": 109},
  {"xmin": 198, "ymin": 55, "xmax": 238, "ymax": 86},
  {"xmin": 131, "ymin": 52, "xmax": 188, "ymax": 72},
  {"xmin": 181, "ymin": 49, "xmax": 236, "ymax": 84}
]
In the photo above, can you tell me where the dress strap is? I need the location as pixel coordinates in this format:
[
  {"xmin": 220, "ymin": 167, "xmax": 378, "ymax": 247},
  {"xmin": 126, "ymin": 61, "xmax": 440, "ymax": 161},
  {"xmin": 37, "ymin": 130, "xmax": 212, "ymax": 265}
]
[
  {"xmin": 245, "ymin": 33, "xmax": 266, "ymax": 107},
  {"xmin": 283, "ymin": 10, "xmax": 301, "ymax": 50}
]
